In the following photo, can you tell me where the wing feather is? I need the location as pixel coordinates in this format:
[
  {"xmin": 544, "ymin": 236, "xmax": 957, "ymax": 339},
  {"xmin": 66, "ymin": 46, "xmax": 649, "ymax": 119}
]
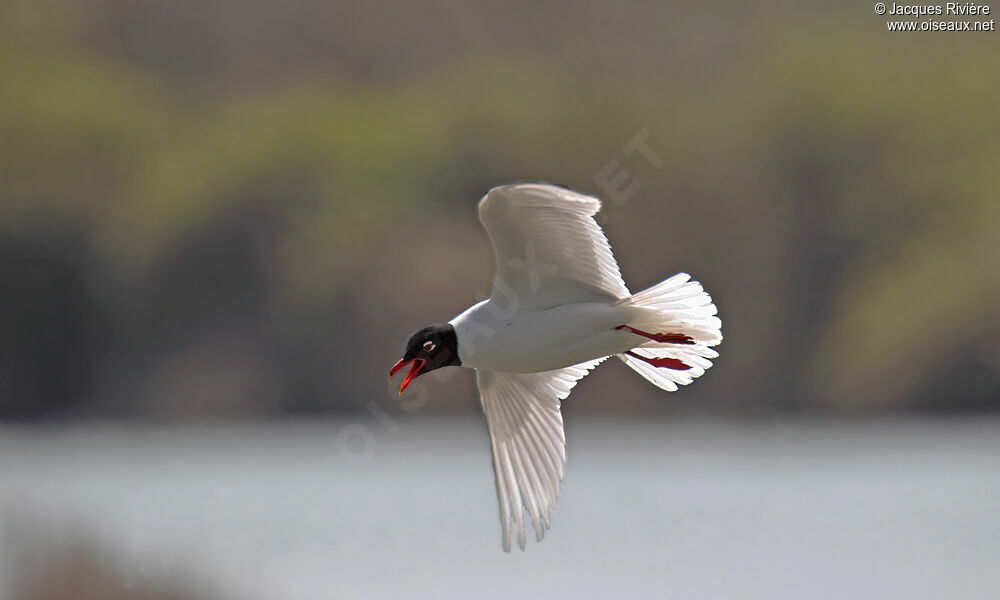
[
  {"xmin": 476, "ymin": 358, "xmax": 605, "ymax": 551},
  {"xmin": 478, "ymin": 183, "xmax": 630, "ymax": 310}
]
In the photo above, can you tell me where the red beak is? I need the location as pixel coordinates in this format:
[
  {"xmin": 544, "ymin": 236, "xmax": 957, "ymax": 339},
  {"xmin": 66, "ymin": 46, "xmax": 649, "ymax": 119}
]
[{"xmin": 387, "ymin": 358, "xmax": 427, "ymax": 394}]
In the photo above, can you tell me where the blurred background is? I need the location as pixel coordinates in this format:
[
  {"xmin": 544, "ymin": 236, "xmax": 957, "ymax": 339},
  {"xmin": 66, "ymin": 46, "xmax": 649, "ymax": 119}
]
[{"xmin": 1, "ymin": 1, "xmax": 998, "ymax": 598}]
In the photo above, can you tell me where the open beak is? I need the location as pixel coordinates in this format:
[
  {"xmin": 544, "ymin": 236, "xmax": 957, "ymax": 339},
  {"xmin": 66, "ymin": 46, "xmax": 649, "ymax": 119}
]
[{"xmin": 387, "ymin": 358, "xmax": 427, "ymax": 394}]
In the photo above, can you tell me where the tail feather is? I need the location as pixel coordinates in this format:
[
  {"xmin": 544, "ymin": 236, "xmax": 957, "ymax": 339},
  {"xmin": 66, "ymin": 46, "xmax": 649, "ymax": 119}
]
[{"xmin": 615, "ymin": 273, "xmax": 722, "ymax": 392}]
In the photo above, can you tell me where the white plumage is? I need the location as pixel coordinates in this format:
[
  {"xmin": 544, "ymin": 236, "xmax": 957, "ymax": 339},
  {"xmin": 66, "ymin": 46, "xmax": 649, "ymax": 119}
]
[
  {"xmin": 477, "ymin": 183, "xmax": 630, "ymax": 307},
  {"xmin": 475, "ymin": 358, "xmax": 605, "ymax": 551},
  {"xmin": 393, "ymin": 182, "xmax": 722, "ymax": 551}
]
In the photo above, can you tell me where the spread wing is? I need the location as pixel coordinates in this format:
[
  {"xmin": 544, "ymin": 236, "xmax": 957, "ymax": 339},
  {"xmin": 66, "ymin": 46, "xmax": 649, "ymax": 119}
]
[
  {"xmin": 475, "ymin": 358, "xmax": 605, "ymax": 551},
  {"xmin": 478, "ymin": 183, "xmax": 630, "ymax": 310}
]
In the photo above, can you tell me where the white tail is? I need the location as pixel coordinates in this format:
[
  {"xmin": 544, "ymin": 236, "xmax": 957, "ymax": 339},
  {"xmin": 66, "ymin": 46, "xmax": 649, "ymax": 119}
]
[{"xmin": 614, "ymin": 273, "xmax": 722, "ymax": 392}]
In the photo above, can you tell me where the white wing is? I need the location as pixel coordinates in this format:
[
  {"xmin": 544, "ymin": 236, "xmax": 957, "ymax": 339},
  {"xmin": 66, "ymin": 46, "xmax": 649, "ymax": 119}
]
[
  {"xmin": 478, "ymin": 183, "xmax": 630, "ymax": 310},
  {"xmin": 475, "ymin": 358, "xmax": 605, "ymax": 551}
]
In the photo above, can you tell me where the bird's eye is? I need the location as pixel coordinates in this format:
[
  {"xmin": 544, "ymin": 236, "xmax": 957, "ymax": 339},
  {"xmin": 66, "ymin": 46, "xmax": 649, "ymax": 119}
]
[{"xmin": 422, "ymin": 340, "xmax": 436, "ymax": 352}]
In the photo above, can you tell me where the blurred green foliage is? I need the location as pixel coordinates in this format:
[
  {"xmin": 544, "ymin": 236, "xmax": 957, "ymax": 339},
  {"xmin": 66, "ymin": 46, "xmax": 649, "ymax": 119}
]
[{"xmin": 0, "ymin": 0, "xmax": 997, "ymax": 418}]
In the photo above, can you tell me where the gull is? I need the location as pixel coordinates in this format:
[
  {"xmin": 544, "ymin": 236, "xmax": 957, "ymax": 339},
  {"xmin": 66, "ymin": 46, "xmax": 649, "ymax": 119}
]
[{"xmin": 389, "ymin": 183, "xmax": 722, "ymax": 551}]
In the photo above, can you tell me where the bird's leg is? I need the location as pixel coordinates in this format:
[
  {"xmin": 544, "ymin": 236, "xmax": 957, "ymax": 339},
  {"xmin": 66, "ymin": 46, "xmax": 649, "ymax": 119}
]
[{"xmin": 623, "ymin": 351, "xmax": 691, "ymax": 371}]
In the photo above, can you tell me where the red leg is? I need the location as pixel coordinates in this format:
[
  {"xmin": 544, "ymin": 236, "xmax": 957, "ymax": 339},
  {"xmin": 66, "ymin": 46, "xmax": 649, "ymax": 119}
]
[
  {"xmin": 624, "ymin": 351, "xmax": 691, "ymax": 371},
  {"xmin": 616, "ymin": 324, "xmax": 694, "ymax": 345}
]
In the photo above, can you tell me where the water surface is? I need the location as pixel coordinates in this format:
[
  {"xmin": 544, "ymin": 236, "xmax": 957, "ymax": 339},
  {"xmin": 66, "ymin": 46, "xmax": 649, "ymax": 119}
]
[{"xmin": 1, "ymin": 417, "xmax": 998, "ymax": 599}]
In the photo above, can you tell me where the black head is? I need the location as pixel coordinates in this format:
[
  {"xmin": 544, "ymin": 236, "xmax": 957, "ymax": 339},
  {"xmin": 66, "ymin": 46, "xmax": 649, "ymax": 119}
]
[{"xmin": 388, "ymin": 323, "xmax": 461, "ymax": 393}]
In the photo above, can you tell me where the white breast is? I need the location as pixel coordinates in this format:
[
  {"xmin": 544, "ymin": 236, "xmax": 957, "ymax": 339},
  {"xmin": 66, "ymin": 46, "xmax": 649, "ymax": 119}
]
[{"xmin": 449, "ymin": 300, "xmax": 634, "ymax": 373}]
